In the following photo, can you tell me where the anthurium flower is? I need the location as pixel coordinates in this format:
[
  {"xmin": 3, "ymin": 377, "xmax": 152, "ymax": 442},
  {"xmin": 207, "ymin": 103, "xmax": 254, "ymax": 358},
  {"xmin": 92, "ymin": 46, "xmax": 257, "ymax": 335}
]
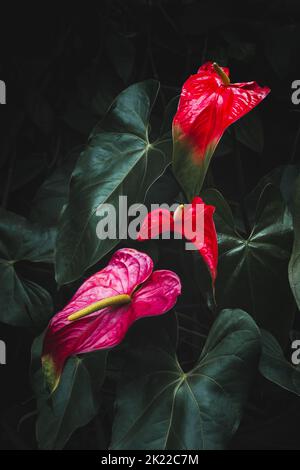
[
  {"xmin": 137, "ymin": 197, "xmax": 218, "ymax": 283},
  {"xmin": 42, "ymin": 248, "xmax": 181, "ymax": 392},
  {"xmin": 173, "ymin": 61, "xmax": 270, "ymax": 200}
]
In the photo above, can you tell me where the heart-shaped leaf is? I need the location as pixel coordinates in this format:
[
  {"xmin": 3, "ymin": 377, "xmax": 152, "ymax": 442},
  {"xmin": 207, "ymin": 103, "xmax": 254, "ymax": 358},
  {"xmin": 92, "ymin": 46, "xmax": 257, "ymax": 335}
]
[
  {"xmin": 31, "ymin": 334, "xmax": 107, "ymax": 450},
  {"xmin": 259, "ymin": 329, "xmax": 300, "ymax": 396},
  {"xmin": 0, "ymin": 209, "xmax": 55, "ymax": 329},
  {"xmin": 106, "ymin": 32, "xmax": 135, "ymax": 83},
  {"xmin": 56, "ymin": 80, "xmax": 171, "ymax": 285},
  {"xmin": 30, "ymin": 149, "xmax": 79, "ymax": 227},
  {"xmin": 110, "ymin": 308, "xmax": 260, "ymax": 450},
  {"xmin": 204, "ymin": 185, "xmax": 294, "ymax": 346}
]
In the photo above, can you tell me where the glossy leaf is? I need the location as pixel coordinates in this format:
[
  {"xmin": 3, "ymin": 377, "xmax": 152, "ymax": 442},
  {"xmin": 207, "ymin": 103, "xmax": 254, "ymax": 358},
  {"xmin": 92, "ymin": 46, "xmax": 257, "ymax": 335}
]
[
  {"xmin": 32, "ymin": 335, "xmax": 107, "ymax": 450},
  {"xmin": 56, "ymin": 80, "xmax": 171, "ymax": 285},
  {"xmin": 214, "ymin": 110, "xmax": 264, "ymax": 158},
  {"xmin": 25, "ymin": 90, "xmax": 54, "ymax": 134},
  {"xmin": 289, "ymin": 174, "xmax": 300, "ymax": 310},
  {"xmin": 259, "ymin": 329, "xmax": 300, "ymax": 396},
  {"xmin": 0, "ymin": 209, "xmax": 55, "ymax": 328},
  {"xmin": 30, "ymin": 149, "xmax": 79, "ymax": 227},
  {"xmin": 111, "ymin": 309, "xmax": 260, "ymax": 450},
  {"xmin": 204, "ymin": 185, "xmax": 294, "ymax": 345}
]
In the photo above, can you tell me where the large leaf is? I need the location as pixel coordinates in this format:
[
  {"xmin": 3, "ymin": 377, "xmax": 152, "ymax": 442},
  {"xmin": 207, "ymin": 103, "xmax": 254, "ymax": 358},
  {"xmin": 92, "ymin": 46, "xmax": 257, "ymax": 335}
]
[
  {"xmin": 259, "ymin": 329, "xmax": 300, "ymax": 396},
  {"xmin": 0, "ymin": 153, "xmax": 47, "ymax": 192},
  {"xmin": 247, "ymin": 164, "xmax": 300, "ymax": 211},
  {"xmin": 289, "ymin": 174, "xmax": 300, "ymax": 310},
  {"xmin": 0, "ymin": 209, "xmax": 55, "ymax": 329},
  {"xmin": 30, "ymin": 149, "xmax": 79, "ymax": 227},
  {"xmin": 203, "ymin": 185, "xmax": 294, "ymax": 345},
  {"xmin": 31, "ymin": 334, "xmax": 107, "ymax": 450},
  {"xmin": 56, "ymin": 80, "xmax": 171, "ymax": 285},
  {"xmin": 110, "ymin": 309, "xmax": 260, "ymax": 450},
  {"xmin": 234, "ymin": 110, "xmax": 264, "ymax": 154}
]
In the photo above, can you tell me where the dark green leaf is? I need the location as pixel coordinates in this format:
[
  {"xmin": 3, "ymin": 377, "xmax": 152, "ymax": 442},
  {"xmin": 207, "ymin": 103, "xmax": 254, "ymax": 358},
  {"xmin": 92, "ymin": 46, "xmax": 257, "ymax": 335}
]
[
  {"xmin": 159, "ymin": 96, "xmax": 179, "ymax": 139},
  {"xmin": 259, "ymin": 329, "xmax": 300, "ymax": 396},
  {"xmin": 214, "ymin": 111, "xmax": 264, "ymax": 157},
  {"xmin": 224, "ymin": 31, "xmax": 255, "ymax": 62},
  {"xmin": 0, "ymin": 209, "xmax": 55, "ymax": 328},
  {"xmin": 31, "ymin": 335, "xmax": 107, "ymax": 450},
  {"xmin": 180, "ymin": 3, "xmax": 229, "ymax": 35},
  {"xmin": 111, "ymin": 309, "xmax": 260, "ymax": 450},
  {"xmin": 25, "ymin": 91, "xmax": 54, "ymax": 134},
  {"xmin": 56, "ymin": 80, "xmax": 171, "ymax": 285},
  {"xmin": 202, "ymin": 188, "xmax": 235, "ymax": 228},
  {"xmin": 289, "ymin": 174, "xmax": 300, "ymax": 310},
  {"xmin": 204, "ymin": 185, "xmax": 294, "ymax": 345},
  {"xmin": 106, "ymin": 33, "xmax": 135, "ymax": 83},
  {"xmin": 265, "ymin": 25, "xmax": 295, "ymax": 78}
]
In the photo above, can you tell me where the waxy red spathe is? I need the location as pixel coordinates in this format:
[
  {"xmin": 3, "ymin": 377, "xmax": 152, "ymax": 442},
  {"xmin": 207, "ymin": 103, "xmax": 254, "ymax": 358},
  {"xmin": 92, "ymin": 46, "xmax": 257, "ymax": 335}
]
[
  {"xmin": 137, "ymin": 197, "xmax": 218, "ymax": 283},
  {"xmin": 42, "ymin": 248, "xmax": 181, "ymax": 391},
  {"xmin": 173, "ymin": 61, "xmax": 270, "ymax": 199}
]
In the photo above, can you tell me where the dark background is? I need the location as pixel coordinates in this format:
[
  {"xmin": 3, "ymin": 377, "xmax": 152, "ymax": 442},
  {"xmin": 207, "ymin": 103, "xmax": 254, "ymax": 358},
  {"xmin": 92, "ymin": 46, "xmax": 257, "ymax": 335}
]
[{"xmin": 1, "ymin": 0, "xmax": 300, "ymax": 450}]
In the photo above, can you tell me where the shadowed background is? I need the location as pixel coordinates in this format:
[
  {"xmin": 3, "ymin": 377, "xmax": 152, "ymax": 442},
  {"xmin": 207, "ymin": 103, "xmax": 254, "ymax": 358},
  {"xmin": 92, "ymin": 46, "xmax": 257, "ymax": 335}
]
[{"xmin": 1, "ymin": 0, "xmax": 300, "ymax": 449}]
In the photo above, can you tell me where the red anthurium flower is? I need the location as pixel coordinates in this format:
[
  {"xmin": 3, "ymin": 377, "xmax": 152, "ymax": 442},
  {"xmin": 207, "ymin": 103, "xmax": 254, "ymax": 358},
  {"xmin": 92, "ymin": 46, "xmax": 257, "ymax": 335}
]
[
  {"xmin": 137, "ymin": 197, "xmax": 218, "ymax": 283},
  {"xmin": 173, "ymin": 61, "xmax": 270, "ymax": 200},
  {"xmin": 42, "ymin": 248, "xmax": 181, "ymax": 392}
]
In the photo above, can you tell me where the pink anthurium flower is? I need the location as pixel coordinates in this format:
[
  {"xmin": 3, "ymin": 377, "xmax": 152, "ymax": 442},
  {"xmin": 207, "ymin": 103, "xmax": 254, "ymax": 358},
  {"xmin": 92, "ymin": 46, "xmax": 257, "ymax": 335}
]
[
  {"xmin": 173, "ymin": 61, "xmax": 270, "ymax": 200},
  {"xmin": 42, "ymin": 248, "xmax": 181, "ymax": 392},
  {"xmin": 137, "ymin": 197, "xmax": 218, "ymax": 284}
]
